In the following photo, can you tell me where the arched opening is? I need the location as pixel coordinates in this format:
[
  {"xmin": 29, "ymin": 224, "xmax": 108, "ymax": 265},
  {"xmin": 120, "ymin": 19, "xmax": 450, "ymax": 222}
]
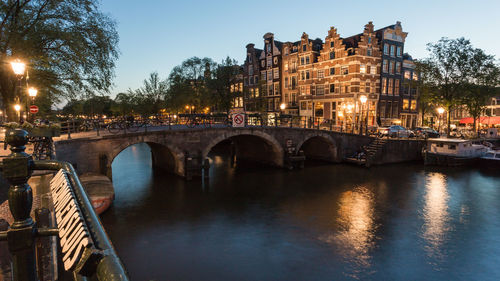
[
  {"xmin": 109, "ymin": 142, "xmax": 180, "ymax": 181},
  {"xmin": 299, "ymin": 136, "xmax": 338, "ymax": 163},
  {"xmin": 204, "ymin": 134, "xmax": 283, "ymax": 176}
]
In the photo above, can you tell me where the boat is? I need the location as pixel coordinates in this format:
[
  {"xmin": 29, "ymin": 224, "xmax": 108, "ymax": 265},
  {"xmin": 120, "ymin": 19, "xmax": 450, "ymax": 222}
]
[
  {"xmin": 423, "ymin": 138, "xmax": 488, "ymax": 166},
  {"xmin": 479, "ymin": 149, "xmax": 500, "ymax": 166}
]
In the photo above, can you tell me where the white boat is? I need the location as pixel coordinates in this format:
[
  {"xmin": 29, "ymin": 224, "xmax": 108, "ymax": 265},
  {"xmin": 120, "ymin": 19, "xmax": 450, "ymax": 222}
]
[
  {"xmin": 423, "ymin": 138, "xmax": 488, "ymax": 166},
  {"xmin": 480, "ymin": 149, "xmax": 500, "ymax": 166}
]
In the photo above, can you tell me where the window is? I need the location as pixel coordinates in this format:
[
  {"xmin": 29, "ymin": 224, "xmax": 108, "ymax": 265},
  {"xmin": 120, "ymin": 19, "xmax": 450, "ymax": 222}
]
[
  {"xmin": 412, "ymin": 73, "xmax": 418, "ymax": 81},
  {"xmin": 268, "ymin": 84, "xmax": 273, "ymax": 96},
  {"xmin": 261, "ymin": 71, "xmax": 266, "ymax": 81},
  {"xmin": 397, "ymin": 46, "xmax": 402, "ymax": 57},
  {"xmin": 330, "ymin": 41, "xmax": 334, "ymax": 48},
  {"xmin": 301, "ymin": 101, "xmax": 307, "ymax": 110},
  {"xmin": 396, "ymin": 62, "xmax": 401, "ymax": 74},
  {"xmin": 382, "ymin": 78, "xmax": 387, "ymax": 94},
  {"xmin": 284, "ymin": 47, "xmax": 289, "ymax": 55},
  {"xmin": 243, "ymin": 78, "xmax": 247, "ymax": 86},
  {"xmin": 300, "ymin": 57, "xmax": 304, "ymax": 65},
  {"xmin": 284, "ymin": 77, "xmax": 289, "ymax": 88},
  {"xmin": 284, "ymin": 63, "xmax": 288, "ymax": 71},
  {"xmin": 395, "ymin": 79, "xmax": 400, "ymax": 95},
  {"xmin": 306, "ymin": 70, "xmax": 310, "ymax": 80},
  {"xmin": 389, "ymin": 61, "xmax": 394, "ymax": 74},
  {"xmin": 254, "ymin": 75, "xmax": 258, "ymax": 84},
  {"xmin": 267, "ymin": 44, "xmax": 271, "ymax": 52},
  {"xmin": 388, "ymin": 78, "xmax": 394, "ymax": 95},
  {"xmin": 384, "ymin": 44, "xmax": 389, "ymax": 55},
  {"xmin": 345, "ymin": 85, "xmax": 349, "ymax": 93},
  {"xmin": 386, "ymin": 101, "xmax": 392, "ymax": 117},
  {"xmin": 403, "ymin": 99, "xmax": 409, "ymax": 110},
  {"xmin": 267, "ymin": 57, "xmax": 272, "ymax": 67},
  {"xmin": 273, "ymin": 69, "xmax": 279, "ymax": 79},
  {"xmin": 365, "ymin": 82, "xmax": 371, "ymax": 93},
  {"xmin": 248, "ymin": 65, "xmax": 253, "ymax": 75},
  {"xmin": 316, "ymin": 85, "xmax": 325, "ymax": 96},
  {"xmin": 360, "ymin": 64, "xmax": 366, "ymax": 74},
  {"xmin": 371, "ymin": 65, "xmax": 377, "ymax": 75},
  {"xmin": 383, "ymin": 60, "xmax": 388, "ymax": 73},
  {"xmin": 330, "ymin": 67, "xmax": 335, "ymax": 76},
  {"xmin": 368, "ymin": 37, "xmax": 372, "ymax": 44},
  {"xmin": 306, "ymin": 56, "xmax": 310, "ymax": 64},
  {"xmin": 318, "ymin": 70, "xmax": 324, "ymax": 78},
  {"xmin": 329, "ymin": 51, "xmax": 335, "ymax": 60},
  {"xmin": 249, "ymin": 76, "xmax": 253, "ymax": 85},
  {"xmin": 255, "ymin": 87, "xmax": 259, "ymax": 97},
  {"xmin": 301, "ymin": 71, "xmax": 305, "ymax": 80},
  {"xmin": 410, "ymin": 100, "xmax": 417, "ymax": 111},
  {"xmin": 392, "ymin": 101, "xmax": 399, "ymax": 117},
  {"xmin": 367, "ymin": 48, "xmax": 372, "ymax": 56},
  {"xmin": 404, "ymin": 70, "xmax": 411, "ymax": 79},
  {"xmin": 380, "ymin": 101, "xmax": 386, "ymax": 118},
  {"xmin": 341, "ymin": 66, "xmax": 348, "ymax": 75},
  {"xmin": 390, "ymin": 45, "xmax": 395, "ymax": 57},
  {"xmin": 267, "ymin": 70, "xmax": 272, "ymax": 81},
  {"xmin": 332, "ymin": 102, "xmax": 336, "ymax": 122},
  {"xmin": 247, "ymin": 53, "xmax": 252, "ymax": 63},
  {"xmin": 302, "ymin": 44, "xmax": 307, "ymax": 51},
  {"xmin": 291, "ymin": 76, "xmax": 297, "ymax": 89},
  {"xmin": 261, "ymin": 60, "xmax": 265, "ymax": 67},
  {"xmin": 330, "ymin": 83, "xmax": 335, "ymax": 93},
  {"xmin": 274, "ymin": 82, "xmax": 280, "ymax": 95}
]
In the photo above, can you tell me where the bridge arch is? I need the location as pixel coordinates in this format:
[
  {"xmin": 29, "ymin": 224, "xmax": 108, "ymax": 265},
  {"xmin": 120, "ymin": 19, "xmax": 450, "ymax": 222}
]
[
  {"xmin": 106, "ymin": 139, "xmax": 184, "ymax": 179},
  {"xmin": 202, "ymin": 130, "xmax": 284, "ymax": 167},
  {"xmin": 297, "ymin": 133, "xmax": 339, "ymax": 163}
]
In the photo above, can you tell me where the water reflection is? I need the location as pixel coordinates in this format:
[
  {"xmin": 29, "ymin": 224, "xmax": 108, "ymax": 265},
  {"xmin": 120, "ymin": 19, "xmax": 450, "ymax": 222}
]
[
  {"xmin": 321, "ymin": 186, "xmax": 376, "ymax": 268},
  {"xmin": 422, "ymin": 172, "xmax": 450, "ymax": 258}
]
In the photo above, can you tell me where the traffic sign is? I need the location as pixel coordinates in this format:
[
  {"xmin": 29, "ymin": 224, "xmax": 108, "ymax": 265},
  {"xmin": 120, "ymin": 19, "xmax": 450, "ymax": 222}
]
[
  {"xmin": 29, "ymin": 105, "xmax": 39, "ymax": 114},
  {"xmin": 232, "ymin": 113, "xmax": 245, "ymax": 128}
]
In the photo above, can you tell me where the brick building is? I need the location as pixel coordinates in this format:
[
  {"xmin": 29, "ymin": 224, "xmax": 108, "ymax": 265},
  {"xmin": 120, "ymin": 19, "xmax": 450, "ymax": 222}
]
[{"xmin": 242, "ymin": 21, "xmax": 417, "ymax": 128}]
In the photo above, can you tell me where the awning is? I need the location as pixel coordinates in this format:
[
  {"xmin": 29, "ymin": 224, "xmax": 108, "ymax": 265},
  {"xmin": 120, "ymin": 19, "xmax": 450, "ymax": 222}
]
[{"xmin": 459, "ymin": 116, "xmax": 500, "ymax": 125}]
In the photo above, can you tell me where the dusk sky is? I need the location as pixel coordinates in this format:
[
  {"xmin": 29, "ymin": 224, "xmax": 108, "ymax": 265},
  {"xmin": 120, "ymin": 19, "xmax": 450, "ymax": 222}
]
[{"xmin": 100, "ymin": 0, "xmax": 500, "ymax": 96}]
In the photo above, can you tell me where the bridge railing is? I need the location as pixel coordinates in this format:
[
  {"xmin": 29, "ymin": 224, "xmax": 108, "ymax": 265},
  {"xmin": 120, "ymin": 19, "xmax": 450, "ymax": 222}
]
[{"xmin": 54, "ymin": 114, "xmax": 419, "ymax": 140}]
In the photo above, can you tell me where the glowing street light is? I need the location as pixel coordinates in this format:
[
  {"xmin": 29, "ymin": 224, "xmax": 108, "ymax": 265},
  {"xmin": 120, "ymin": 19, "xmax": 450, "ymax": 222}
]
[
  {"xmin": 28, "ymin": 87, "xmax": 38, "ymax": 98},
  {"xmin": 359, "ymin": 95, "xmax": 368, "ymax": 135},
  {"xmin": 280, "ymin": 103, "xmax": 286, "ymax": 110},
  {"xmin": 359, "ymin": 95, "xmax": 367, "ymax": 104},
  {"xmin": 437, "ymin": 107, "xmax": 445, "ymax": 115},
  {"xmin": 14, "ymin": 104, "xmax": 21, "ymax": 112},
  {"xmin": 11, "ymin": 60, "xmax": 26, "ymax": 75},
  {"xmin": 437, "ymin": 107, "xmax": 445, "ymax": 134}
]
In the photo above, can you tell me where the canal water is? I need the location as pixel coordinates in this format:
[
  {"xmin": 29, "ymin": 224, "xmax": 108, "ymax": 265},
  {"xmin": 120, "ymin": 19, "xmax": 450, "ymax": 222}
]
[{"xmin": 101, "ymin": 143, "xmax": 500, "ymax": 281}]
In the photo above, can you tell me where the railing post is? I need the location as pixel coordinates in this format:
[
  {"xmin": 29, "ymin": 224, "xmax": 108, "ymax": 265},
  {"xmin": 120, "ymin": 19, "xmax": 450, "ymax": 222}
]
[
  {"xmin": 95, "ymin": 119, "xmax": 100, "ymax": 137},
  {"xmin": 1, "ymin": 129, "xmax": 37, "ymax": 281},
  {"xmin": 67, "ymin": 120, "xmax": 71, "ymax": 139}
]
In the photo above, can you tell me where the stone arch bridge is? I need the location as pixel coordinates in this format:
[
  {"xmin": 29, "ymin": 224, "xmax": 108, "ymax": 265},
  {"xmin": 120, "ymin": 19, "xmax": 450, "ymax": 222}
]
[{"xmin": 54, "ymin": 127, "xmax": 373, "ymax": 179}]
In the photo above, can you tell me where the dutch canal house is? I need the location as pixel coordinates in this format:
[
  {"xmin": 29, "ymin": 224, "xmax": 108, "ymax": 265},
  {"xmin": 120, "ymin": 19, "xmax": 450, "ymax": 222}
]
[{"xmin": 241, "ymin": 21, "xmax": 420, "ymax": 128}]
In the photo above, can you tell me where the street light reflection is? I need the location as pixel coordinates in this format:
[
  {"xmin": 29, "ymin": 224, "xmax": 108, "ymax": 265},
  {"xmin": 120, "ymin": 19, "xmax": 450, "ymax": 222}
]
[
  {"xmin": 321, "ymin": 186, "xmax": 376, "ymax": 268},
  {"xmin": 422, "ymin": 172, "xmax": 449, "ymax": 258}
]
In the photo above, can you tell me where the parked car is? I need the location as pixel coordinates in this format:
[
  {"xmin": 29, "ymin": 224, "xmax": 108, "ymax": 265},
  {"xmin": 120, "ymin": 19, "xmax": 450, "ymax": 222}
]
[
  {"xmin": 414, "ymin": 127, "xmax": 440, "ymax": 138},
  {"xmin": 378, "ymin": 125, "xmax": 415, "ymax": 138}
]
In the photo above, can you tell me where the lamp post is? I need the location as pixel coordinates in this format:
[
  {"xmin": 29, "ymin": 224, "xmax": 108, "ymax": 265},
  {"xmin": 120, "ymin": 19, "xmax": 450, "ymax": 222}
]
[
  {"xmin": 11, "ymin": 60, "xmax": 26, "ymax": 123},
  {"xmin": 338, "ymin": 111, "xmax": 344, "ymax": 132},
  {"xmin": 437, "ymin": 107, "xmax": 445, "ymax": 135},
  {"xmin": 27, "ymin": 87, "xmax": 37, "ymax": 122},
  {"xmin": 359, "ymin": 95, "xmax": 367, "ymax": 135}
]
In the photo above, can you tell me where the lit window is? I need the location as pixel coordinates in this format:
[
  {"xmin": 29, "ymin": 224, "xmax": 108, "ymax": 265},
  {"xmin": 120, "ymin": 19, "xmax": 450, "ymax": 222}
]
[
  {"xmin": 370, "ymin": 65, "xmax": 377, "ymax": 75},
  {"xmin": 318, "ymin": 70, "xmax": 324, "ymax": 78},
  {"xmin": 404, "ymin": 70, "xmax": 411, "ymax": 79},
  {"xmin": 410, "ymin": 100, "xmax": 417, "ymax": 110},
  {"xmin": 403, "ymin": 99, "xmax": 409, "ymax": 110},
  {"xmin": 360, "ymin": 64, "xmax": 366, "ymax": 74}
]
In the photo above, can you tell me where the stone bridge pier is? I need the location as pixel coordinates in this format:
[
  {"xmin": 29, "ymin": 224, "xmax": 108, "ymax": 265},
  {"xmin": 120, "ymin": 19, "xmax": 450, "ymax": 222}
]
[{"xmin": 54, "ymin": 127, "xmax": 373, "ymax": 180}]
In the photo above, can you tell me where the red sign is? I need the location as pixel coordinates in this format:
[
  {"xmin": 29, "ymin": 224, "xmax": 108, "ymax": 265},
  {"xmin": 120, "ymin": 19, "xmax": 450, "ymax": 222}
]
[{"xmin": 29, "ymin": 105, "xmax": 39, "ymax": 114}]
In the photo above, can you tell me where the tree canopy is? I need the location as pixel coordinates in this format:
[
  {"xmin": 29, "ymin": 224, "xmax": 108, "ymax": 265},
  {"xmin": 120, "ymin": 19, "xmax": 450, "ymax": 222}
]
[{"xmin": 0, "ymin": 0, "xmax": 119, "ymax": 119}]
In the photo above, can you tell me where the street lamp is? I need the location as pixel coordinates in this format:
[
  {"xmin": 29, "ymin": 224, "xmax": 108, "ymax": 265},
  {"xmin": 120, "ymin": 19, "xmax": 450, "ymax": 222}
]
[
  {"xmin": 359, "ymin": 95, "xmax": 367, "ymax": 135},
  {"xmin": 28, "ymin": 87, "xmax": 38, "ymax": 99},
  {"xmin": 11, "ymin": 60, "xmax": 26, "ymax": 75},
  {"xmin": 437, "ymin": 107, "xmax": 445, "ymax": 135},
  {"xmin": 280, "ymin": 103, "xmax": 286, "ymax": 110},
  {"xmin": 338, "ymin": 111, "xmax": 344, "ymax": 132}
]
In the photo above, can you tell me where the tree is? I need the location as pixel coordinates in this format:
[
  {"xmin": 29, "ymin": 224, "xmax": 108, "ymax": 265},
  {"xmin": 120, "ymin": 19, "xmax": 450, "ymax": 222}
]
[
  {"xmin": 206, "ymin": 57, "xmax": 241, "ymax": 113},
  {"xmin": 0, "ymin": 0, "xmax": 119, "ymax": 120},
  {"xmin": 129, "ymin": 72, "xmax": 168, "ymax": 116},
  {"xmin": 461, "ymin": 49, "xmax": 500, "ymax": 135},
  {"xmin": 414, "ymin": 59, "xmax": 440, "ymax": 126},
  {"xmin": 424, "ymin": 38, "xmax": 474, "ymax": 137}
]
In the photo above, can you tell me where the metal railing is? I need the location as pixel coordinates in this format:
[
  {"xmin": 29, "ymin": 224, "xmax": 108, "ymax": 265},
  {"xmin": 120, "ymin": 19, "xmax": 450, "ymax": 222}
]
[{"xmin": 0, "ymin": 129, "xmax": 129, "ymax": 281}]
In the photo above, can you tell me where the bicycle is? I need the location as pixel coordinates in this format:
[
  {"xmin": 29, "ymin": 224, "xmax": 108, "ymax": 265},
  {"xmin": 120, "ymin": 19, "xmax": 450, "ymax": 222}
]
[
  {"xmin": 107, "ymin": 120, "xmax": 140, "ymax": 134},
  {"xmin": 186, "ymin": 115, "xmax": 210, "ymax": 128}
]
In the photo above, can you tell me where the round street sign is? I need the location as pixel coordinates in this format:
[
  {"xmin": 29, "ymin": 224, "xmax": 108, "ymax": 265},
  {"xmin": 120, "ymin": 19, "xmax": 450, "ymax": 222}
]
[{"xmin": 29, "ymin": 105, "xmax": 39, "ymax": 114}]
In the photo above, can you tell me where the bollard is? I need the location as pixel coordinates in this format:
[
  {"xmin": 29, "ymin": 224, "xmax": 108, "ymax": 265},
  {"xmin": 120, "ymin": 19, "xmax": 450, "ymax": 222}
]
[{"xmin": 67, "ymin": 120, "xmax": 71, "ymax": 139}]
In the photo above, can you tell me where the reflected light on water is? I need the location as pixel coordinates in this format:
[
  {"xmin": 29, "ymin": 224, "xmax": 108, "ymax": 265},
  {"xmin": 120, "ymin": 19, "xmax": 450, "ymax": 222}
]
[
  {"xmin": 321, "ymin": 187, "xmax": 376, "ymax": 268},
  {"xmin": 422, "ymin": 172, "xmax": 450, "ymax": 258}
]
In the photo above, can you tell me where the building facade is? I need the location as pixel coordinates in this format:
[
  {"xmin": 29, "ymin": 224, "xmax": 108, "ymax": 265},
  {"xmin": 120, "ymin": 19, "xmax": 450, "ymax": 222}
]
[{"xmin": 242, "ymin": 21, "xmax": 418, "ymax": 128}]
